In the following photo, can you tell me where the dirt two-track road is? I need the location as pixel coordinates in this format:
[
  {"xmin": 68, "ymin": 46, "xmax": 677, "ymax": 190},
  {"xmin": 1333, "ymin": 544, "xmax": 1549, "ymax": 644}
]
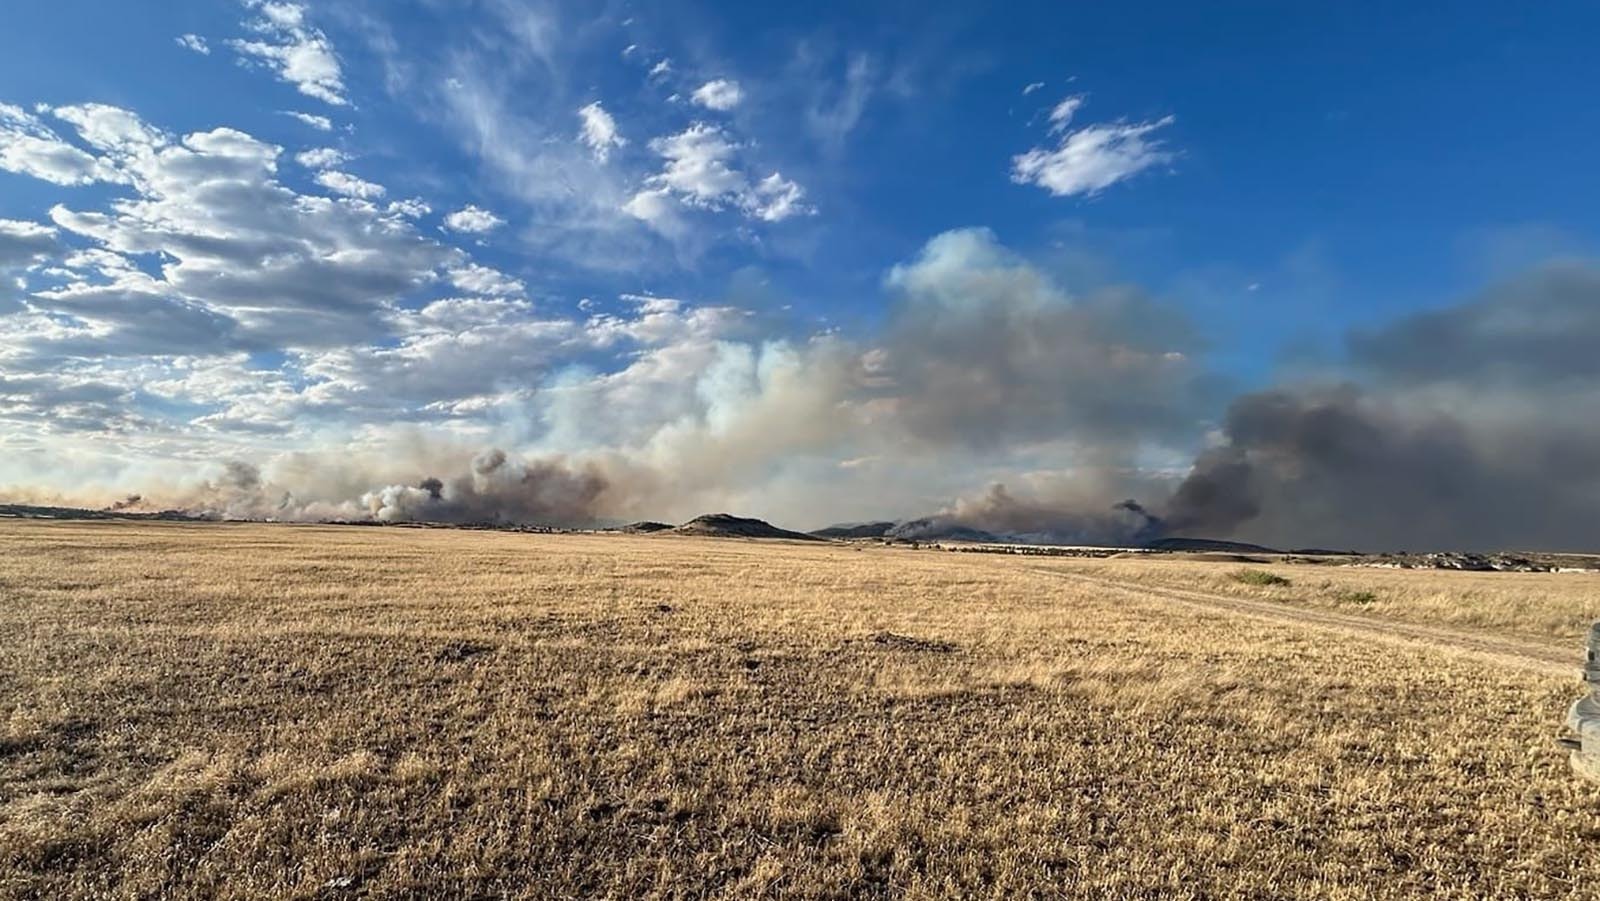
[{"xmin": 1033, "ymin": 568, "xmax": 1576, "ymax": 678}]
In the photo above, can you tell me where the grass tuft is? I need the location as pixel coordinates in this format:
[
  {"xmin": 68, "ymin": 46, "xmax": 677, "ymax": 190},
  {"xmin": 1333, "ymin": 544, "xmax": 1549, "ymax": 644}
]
[{"xmin": 1232, "ymin": 568, "xmax": 1292, "ymax": 587}]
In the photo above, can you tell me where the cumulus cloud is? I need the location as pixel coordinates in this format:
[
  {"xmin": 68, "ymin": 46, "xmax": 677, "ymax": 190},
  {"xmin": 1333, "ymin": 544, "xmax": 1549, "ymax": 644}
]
[
  {"xmin": 230, "ymin": 1, "xmax": 347, "ymax": 106},
  {"xmin": 1, "ymin": 102, "xmax": 468, "ymax": 360},
  {"xmin": 0, "ymin": 103, "xmax": 113, "ymax": 185},
  {"xmin": 448, "ymin": 262, "xmax": 524, "ymax": 297},
  {"xmin": 388, "ymin": 198, "xmax": 431, "ymax": 219},
  {"xmin": 691, "ymin": 79, "xmax": 743, "ymax": 111},
  {"xmin": 641, "ymin": 125, "xmax": 744, "ymax": 206},
  {"xmin": 576, "ymin": 102, "xmax": 625, "ymax": 162},
  {"xmin": 443, "ymin": 204, "xmax": 505, "ymax": 234},
  {"xmin": 627, "ymin": 124, "xmax": 811, "ymax": 228},
  {"xmin": 1012, "ymin": 94, "xmax": 1175, "ymax": 197},
  {"xmin": 314, "ymin": 169, "xmax": 385, "ymax": 199},
  {"xmin": 0, "ymin": 220, "xmax": 59, "ymax": 269},
  {"xmin": 294, "ymin": 146, "xmax": 348, "ymax": 168}
]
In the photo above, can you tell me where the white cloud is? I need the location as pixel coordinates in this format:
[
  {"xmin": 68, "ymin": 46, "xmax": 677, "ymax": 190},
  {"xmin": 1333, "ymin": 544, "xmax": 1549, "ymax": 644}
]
[
  {"xmin": 293, "ymin": 310, "xmax": 577, "ymax": 418},
  {"xmin": 620, "ymin": 187, "xmax": 683, "ymax": 236},
  {"xmin": 438, "ymin": 72, "xmax": 689, "ymax": 277},
  {"xmin": 442, "ymin": 205, "xmax": 505, "ymax": 234},
  {"xmin": 1012, "ymin": 96, "xmax": 1176, "ymax": 198},
  {"xmin": 747, "ymin": 173, "xmax": 808, "ymax": 222},
  {"xmin": 176, "ymin": 33, "xmax": 211, "ymax": 55},
  {"xmin": 230, "ymin": 1, "xmax": 347, "ymax": 106},
  {"xmin": 1047, "ymin": 94, "xmax": 1084, "ymax": 133},
  {"xmin": 0, "ymin": 103, "xmax": 114, "ymax": 186},
  {"xmin": 387, "ymin": 198, "xmax": 431, "ymax": 219},
  {"xmin": 2, "ymin": 103, "xmax": 461, "ymax": 357},
  {"xmin": 691, "ymin": 79, "xmax": 743, "ymax": 111},
  {"xmin": 649, "ymin": 58, "xmax": 673, "ymax": 79},
  {"xmin": 294, "ymin": 146, "xmax": 347, "ymax": 168},
  {"xmin": 52, "ymin": 103, "xmax": 169, "ymax": 155},
  {"xmin": 0, "ymin": 219, "xmax": 59, "ymax": 269},
  {"xmin": 643, "ymin": 124, "xmax": 746, "ymax": 206},
  {"xmin": 1022, "ymin": 82, "xmax": 1045, "ymax": 96},
  {"xmin": 315, "ymin": 170, "xmax": 386, "ymax": 199},
  {"xmin": 628, "ymin": 124, "xmax": 812, "ymax": 225},
  {"xmin": 448, "ymin": 262, "xmax": 525, "ymax": 296},
  {"xmin": 576, "ymin": 101, "xmax": 625, "ymax": 162},
  {"xmin": 283, "ymin": 111, "xmax": 333, "ymax": 131}
]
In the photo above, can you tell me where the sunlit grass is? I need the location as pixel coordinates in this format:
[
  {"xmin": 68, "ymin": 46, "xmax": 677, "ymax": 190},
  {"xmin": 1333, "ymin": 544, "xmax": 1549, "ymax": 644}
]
[{"xmin": 0, "ymin": 521, "xmax": 1596, "ymax": 898}]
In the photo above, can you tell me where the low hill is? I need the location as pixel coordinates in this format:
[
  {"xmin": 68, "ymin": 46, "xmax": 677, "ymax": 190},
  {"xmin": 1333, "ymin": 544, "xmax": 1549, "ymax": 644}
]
[
  {"xmin": 671, "ymin": 513, "xmax": 823, "ymax": 541},
  {"xmin": 619, "ymin": 521, "xmax": 673, "ymax": 533},
  {"xmin": 810, "ymin": 521, "xmax": 897, "ymax": 539},
  {"xmin": 0, "ymin": 503, "xmax": 204, "ymax": 522},
  {"xmin": 887, "ymin": 518, "xmax": 1001, "ymax": 543}
]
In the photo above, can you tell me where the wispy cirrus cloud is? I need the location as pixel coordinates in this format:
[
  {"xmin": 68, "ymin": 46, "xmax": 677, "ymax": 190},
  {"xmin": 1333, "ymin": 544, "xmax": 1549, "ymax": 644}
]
[
  {"xmin": 576, "ymin": 102, "xmax": 625, "ymax": 162},
  {"xmin": 176, "ymin": 33, "xmax": 211, "ymax": 55},
  {"xmin": 282, "ymin": 110, "xmax": 333, "ymax": 131}
]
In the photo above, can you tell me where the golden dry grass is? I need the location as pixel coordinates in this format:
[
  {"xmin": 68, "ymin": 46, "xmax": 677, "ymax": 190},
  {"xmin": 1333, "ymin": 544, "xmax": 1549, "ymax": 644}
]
[
  {"xmin": 0, "ymin": 520, "xmax": 1597, "ymax": 899},
  {"xmin": 1061, "ymin": 555, "xmax": 1600, "ymax": 642}
]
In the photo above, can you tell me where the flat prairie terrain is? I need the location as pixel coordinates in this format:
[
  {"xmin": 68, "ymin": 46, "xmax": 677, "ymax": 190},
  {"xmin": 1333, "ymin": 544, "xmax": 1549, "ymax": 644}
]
[{"xmin": 0, "ymin": 521, "xmax": 1597, "ymax": 899}]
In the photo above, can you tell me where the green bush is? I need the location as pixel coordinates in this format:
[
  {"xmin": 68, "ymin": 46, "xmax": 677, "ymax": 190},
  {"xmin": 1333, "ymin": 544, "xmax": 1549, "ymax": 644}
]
[
  {"xmin": 1337, "ymin": 589, "xmax": 1379, "ymax": 605},
  {"xmin": 1233, "ymin": 569, "xmax": 1291, "ymax": 587}
]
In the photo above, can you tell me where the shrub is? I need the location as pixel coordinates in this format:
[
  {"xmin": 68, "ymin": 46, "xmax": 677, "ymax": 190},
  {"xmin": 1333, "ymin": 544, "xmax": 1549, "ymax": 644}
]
[{"xmin": 1233, "ymin": 569, "xmax": 1291, "ymax": 587}]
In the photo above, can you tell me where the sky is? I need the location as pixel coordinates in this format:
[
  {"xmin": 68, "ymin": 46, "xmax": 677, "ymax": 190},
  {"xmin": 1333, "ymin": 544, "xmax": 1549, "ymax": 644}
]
[{"xmin": 3, "ymin": 1, "xmax": 1600, "ymax": 547}]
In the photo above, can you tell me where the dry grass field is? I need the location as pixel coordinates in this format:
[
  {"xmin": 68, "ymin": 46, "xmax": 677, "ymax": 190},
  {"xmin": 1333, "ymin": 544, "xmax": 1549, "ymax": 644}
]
[
  {"xmin": 1060, "ymin": 555, "xmax": 1600, "ymax": 642},
  {"xmin": 1, "ymin": 520, "xmax": 1598, "ymax": 899}
]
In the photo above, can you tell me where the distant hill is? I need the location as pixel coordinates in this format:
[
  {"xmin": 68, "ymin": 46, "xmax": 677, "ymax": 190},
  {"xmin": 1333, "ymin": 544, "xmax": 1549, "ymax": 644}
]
[
  {"xmin": 0, "ymin": 503, "xmax": 204, "ymax": 523},
  {"xmin": 671, "ymin": 513, "xmax": 823, "ymax": 541},
  {"xmin": 886, "ymin": 518, "xmax": 1001, "ymax": 543},
  {"xmin": 1142, "ymin": 536, "xmax": 1282, "ymax": 554},
  {"xmin": 810, "ymin": 521, "xmax": 896, "ymax": 539},
  {"xmin": 619, "ymin": 521, "xmax": 673, "ymax": 533}
]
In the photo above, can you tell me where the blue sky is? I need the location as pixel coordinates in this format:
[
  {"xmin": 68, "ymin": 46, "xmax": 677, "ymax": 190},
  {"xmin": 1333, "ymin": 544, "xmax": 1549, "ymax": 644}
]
[{"xmin": 2, "ymin": 1, "xmax": 1598, "ymax": 539}]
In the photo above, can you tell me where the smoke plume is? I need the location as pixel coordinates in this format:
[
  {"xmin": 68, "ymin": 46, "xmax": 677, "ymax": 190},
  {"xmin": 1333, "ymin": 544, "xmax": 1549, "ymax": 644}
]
[
  {"xmin": 16, "ymin": 238, "xmax": 1600, "ymax": 552},
  {"xmin": 361, "ymin": 449, "xmax": 614, "ymax": 526},
  {"xmin": 1158, "ymin": 264, "xmax": 1600, "ymax": 551}
]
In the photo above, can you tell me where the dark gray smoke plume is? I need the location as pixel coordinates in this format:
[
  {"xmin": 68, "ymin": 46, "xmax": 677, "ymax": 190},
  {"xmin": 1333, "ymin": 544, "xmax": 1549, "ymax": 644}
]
[
  {"xmin": 901, "ymin": 484, "xmax": 1170, "ymax": 546},
  {"xmin": 1161, "ymin": 263, "xmax": 1600, "ymax": 551},
  {"xmin": 361, "ymin": 449, "xmax": 613, "ymax": 526}
]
